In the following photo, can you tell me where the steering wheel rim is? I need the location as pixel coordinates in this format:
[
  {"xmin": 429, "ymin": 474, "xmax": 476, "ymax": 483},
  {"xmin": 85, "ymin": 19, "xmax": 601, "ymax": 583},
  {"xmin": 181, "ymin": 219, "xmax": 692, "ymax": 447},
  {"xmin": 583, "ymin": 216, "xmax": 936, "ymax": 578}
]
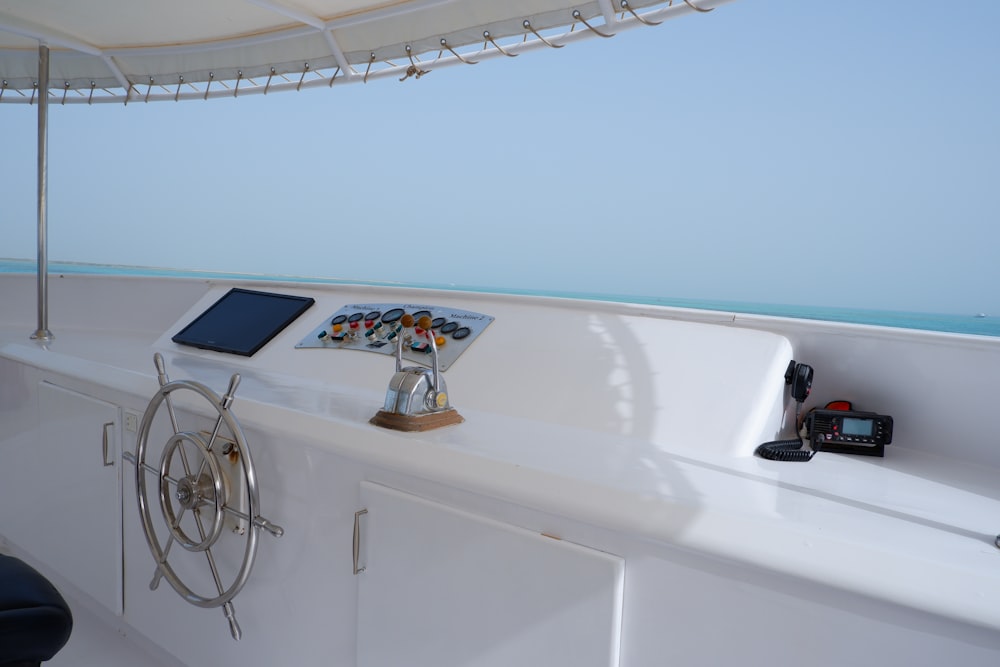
[{"xmin": 134, "ymin": 377, "xmax": 261, "ymax": 610}]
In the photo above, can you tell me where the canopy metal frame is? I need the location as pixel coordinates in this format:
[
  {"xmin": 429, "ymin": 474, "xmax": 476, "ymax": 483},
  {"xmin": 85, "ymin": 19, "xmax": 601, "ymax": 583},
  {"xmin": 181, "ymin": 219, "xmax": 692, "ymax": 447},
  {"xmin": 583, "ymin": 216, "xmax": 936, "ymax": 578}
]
[
  {"xmin": 1, "ymin": 1, "xmax": 733, "ymax": 104},
  {"xmin": 30, "ymin": 43, "xmax": 52, "ymax": 342}
]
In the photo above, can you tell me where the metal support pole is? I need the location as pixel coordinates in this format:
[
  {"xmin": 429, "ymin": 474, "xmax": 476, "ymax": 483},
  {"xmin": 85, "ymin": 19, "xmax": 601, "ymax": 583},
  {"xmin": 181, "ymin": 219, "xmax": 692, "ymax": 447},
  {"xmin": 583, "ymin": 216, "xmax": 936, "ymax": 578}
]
[{"xmin": 31, "ymin": 43, "xmax": 53, "ymax": 342}]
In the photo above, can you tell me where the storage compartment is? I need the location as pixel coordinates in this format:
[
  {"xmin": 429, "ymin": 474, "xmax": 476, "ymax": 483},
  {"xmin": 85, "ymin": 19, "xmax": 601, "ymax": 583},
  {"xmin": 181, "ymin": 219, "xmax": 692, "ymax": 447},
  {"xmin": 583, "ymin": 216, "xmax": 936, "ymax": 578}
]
[{"xmin": 356, "ymin": 481, "xmax": 625, "ymax": 667}]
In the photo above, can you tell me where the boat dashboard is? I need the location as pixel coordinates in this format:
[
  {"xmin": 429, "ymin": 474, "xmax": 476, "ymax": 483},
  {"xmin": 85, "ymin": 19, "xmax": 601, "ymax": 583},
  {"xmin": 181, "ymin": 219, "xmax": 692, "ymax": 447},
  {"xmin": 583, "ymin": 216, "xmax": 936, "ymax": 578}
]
[{"xmin": 2, "ymin": 271, "xmax": 1000, "ymax": 663}]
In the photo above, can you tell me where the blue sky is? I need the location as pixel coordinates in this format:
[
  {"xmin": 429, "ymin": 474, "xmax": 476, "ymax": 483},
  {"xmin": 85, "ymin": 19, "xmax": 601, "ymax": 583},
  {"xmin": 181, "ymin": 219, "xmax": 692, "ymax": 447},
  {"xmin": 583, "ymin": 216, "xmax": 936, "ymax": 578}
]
[{"xmin": 2, "ymin": 0, "xmax": 998, "ymax": 314}]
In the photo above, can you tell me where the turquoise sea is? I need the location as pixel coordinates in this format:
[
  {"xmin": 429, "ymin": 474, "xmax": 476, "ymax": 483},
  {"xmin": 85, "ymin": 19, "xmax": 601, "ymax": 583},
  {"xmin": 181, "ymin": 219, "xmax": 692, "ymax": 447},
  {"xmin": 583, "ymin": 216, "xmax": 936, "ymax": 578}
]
[{"xmin": 3, "ymin": 259, "xmax": 998, "ymax": 338}]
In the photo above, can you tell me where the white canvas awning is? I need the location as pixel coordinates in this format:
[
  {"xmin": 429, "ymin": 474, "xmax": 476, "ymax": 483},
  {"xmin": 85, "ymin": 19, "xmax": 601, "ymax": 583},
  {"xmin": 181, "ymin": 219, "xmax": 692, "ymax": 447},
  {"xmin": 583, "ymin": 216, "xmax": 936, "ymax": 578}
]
[{"xmin": 0, "ymin": 0, "xmax": 736, "ymax": 103}]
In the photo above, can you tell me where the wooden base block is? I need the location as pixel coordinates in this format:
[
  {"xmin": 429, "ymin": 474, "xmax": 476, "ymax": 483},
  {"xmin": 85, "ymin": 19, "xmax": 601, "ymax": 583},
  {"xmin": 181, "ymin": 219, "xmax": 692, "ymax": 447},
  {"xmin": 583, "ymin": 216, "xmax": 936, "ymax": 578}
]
[{"xmin": 370, "ymin": 409, "xmax": 464, "ymax": 432}]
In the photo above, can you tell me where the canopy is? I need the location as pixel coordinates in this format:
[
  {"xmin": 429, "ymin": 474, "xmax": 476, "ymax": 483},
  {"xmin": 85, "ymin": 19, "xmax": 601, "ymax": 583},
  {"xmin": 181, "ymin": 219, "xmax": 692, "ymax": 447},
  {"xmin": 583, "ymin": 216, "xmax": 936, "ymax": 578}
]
[
  {"xmin": 3, "ymin": 0, "xmax": 736, "ymax": 340},
  {"xmin": 0, "ymin": 0, "xmax": 734, "ymax": 104}
]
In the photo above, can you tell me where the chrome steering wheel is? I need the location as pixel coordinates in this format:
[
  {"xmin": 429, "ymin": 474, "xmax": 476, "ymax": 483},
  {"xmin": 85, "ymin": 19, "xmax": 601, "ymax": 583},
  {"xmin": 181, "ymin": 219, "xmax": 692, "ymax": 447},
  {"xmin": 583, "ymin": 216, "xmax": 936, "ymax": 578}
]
[{"xmin": 127, "ymin": 353, "xmax": 283, "ymax": 640}]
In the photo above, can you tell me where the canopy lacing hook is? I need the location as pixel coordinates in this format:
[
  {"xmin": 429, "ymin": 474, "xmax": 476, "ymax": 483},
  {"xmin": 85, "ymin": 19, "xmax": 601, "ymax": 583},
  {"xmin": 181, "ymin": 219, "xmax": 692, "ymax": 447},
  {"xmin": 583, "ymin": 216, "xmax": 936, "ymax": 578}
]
[
  {"xmin": 296, "ymin": 63, "xmax": 309, "ymax": 91},
  {"xmin": 440, "ymin": 38, "xmax": 479, "ymax": 65},
  {"xmin": 174, "ymin": 76, "xmax": 184, "ymax": 102},
  {"xmin": 145, "ymin": 77, "xmax": 154, "ymax": 103},
  {"xmin": 483, "ymin": 30, "xmax": 517, "ymax": 57},
  {"xmin": 683, "ymin": 0, "xmax": 715, "ymax": 12},
  {"xmin": 523, "ymin": 20, "xmax": 564, "ymax": 48},
  {"xmin": 61, "ymin": 82, "xmax": 70, "ymax": 105},
  {"xmin": 204, "ymin": 72, "xmax": 214, "ymax": 100},
  {"xmin": 329, "ymin": 66, "xmax": 341, "ymax": 87},
  {"xmin": 234, "ymin": 70, "xmax": 243, "ymax": 97},
  {"xmin": 572, "ymin": 10, "xmax": 614, "ymax": 38},
  {"xmin": 0, "ymin": 80, "xmax": 6, "ymax": 102},
  {"xmin": 620, "ymin": 1, "xmax": 663, "ymax": 26},
  {"xmin": 363, "ymin": 52, "xmax": 376, "ymax": 83},
  {"xmin": 400, "ymin": 46, "xmax": 430, "ymax": 81}
]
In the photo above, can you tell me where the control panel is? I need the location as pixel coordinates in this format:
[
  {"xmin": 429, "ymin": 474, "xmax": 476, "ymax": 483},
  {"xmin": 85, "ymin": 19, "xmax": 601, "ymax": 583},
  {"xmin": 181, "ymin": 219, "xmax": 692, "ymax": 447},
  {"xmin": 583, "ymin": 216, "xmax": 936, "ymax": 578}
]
[{"xmin": 296, "ymin": 303, "xmax": 493, "ymax": 371}]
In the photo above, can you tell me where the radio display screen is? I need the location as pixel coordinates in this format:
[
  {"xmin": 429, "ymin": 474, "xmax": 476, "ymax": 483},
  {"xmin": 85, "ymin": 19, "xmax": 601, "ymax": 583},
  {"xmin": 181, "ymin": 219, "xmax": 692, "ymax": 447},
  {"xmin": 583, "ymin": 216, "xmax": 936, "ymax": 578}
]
[
  {"xmin": 841, "ymin": 417, "xmax": 874, "ymax": 437},
  {"xmin": 172, "ymin": 288, "xmax": 314, "ymax": 356}
]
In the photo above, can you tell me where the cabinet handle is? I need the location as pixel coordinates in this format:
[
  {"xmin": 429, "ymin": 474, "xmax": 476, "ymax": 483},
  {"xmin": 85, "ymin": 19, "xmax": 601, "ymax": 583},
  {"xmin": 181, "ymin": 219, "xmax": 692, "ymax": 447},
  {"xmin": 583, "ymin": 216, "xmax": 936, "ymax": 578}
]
[
  {"xmin": 101, "ymin": 421, "xmax": 114, "ymax": 467},
  {"xmin": 353, "ymin": 509, "xmax": 368, "ymax": 575}
]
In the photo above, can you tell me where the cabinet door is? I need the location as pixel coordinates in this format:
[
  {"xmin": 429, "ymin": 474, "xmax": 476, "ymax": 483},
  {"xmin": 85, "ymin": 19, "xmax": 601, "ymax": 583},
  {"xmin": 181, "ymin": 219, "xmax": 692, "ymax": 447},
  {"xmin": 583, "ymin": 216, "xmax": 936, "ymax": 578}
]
[
  {"xmin": 21, "ymin": 382, "xmax": 123, "ymax": 613},
  {"xmin": 356, "ymin": 482, "xmax": 624, "ymax": 667}
]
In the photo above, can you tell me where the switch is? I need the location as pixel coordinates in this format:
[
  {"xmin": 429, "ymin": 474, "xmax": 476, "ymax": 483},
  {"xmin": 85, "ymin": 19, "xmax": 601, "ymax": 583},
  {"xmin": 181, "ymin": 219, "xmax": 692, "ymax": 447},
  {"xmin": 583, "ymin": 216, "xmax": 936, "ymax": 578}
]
[{"xmin": 124, "ymin": 411, "xmax": 139, "ymax": 433}]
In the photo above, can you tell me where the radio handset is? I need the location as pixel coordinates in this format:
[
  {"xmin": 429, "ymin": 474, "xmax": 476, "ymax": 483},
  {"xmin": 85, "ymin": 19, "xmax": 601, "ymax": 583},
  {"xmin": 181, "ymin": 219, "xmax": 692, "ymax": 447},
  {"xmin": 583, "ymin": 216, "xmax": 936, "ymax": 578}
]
[{"xmin": 789, "ymin": 361, "xmax": 813, "ymax": 403}]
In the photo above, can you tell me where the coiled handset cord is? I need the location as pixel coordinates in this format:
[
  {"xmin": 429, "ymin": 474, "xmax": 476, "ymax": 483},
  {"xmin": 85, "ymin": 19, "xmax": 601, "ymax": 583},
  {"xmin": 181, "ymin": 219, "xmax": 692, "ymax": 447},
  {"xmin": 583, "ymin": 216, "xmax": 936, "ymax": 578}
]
[{"xmin": 755, "ymin": 402, "xmax": 814, "ymax": 461}]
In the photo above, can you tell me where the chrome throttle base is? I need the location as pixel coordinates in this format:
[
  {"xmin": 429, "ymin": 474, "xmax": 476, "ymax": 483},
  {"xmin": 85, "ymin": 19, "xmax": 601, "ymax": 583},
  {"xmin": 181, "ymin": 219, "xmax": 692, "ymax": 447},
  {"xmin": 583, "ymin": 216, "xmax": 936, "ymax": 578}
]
[{"xmin": 371, "ymin": 314, "xmax": 464, "ymax": 432}]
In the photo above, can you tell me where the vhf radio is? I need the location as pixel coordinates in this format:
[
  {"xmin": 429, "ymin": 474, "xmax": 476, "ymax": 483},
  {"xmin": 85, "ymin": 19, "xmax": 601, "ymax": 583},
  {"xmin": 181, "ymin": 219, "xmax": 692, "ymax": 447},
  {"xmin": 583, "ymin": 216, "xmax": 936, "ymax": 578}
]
[
  {"xmin": 756, "ymin": 361, "xmax": 895, "ymax": 461},
  {"xmin": 804, "ymin": 405, "xmax": 894, "ymax": 457}
]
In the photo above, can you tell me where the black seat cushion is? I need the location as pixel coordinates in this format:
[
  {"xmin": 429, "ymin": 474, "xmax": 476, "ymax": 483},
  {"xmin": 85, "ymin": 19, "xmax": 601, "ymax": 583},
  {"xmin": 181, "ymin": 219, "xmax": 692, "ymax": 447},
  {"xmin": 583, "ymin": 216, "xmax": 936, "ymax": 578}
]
[{"xmin": 0, "ymin": 554, "xmax": 73, "ymax": 665}]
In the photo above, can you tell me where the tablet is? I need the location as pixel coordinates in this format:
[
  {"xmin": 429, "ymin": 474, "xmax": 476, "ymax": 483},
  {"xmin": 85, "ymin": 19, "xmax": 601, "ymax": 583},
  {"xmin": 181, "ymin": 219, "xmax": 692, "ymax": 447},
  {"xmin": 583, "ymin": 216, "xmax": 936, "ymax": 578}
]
[{"xmin": 172, "ymin": 288, "xmax": 314, "ymax": 356}]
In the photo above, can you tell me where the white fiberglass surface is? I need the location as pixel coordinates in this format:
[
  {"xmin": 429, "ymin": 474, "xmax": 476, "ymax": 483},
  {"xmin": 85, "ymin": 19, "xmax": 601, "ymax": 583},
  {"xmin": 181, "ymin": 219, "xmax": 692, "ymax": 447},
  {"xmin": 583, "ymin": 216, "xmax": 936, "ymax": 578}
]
[{"xmin": 2, "ymin": 1, "xmax": 999, "ymax": 323}]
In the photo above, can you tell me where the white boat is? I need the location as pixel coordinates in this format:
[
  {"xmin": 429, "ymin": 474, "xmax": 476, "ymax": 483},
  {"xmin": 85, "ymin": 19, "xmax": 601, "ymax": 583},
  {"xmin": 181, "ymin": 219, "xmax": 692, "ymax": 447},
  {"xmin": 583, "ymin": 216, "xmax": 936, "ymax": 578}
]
[{"xmin": 2, "ymin": 2, "xmax": 1000, "ymax": 666}]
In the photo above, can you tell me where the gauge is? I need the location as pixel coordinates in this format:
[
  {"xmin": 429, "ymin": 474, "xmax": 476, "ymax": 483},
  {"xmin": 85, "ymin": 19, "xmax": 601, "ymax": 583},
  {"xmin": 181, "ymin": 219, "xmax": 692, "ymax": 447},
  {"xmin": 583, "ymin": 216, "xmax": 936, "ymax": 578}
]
[
  {"xmin": 331, "ymin": 314, "xmax": 347, "ymax": 326},
  {"xmin": 440, "ymin": 321, "xmax": 458, "ymax": 334},
  {"xmin": 381, "ymin": 308, "xmax": 405, "ymax": 323},
  {"xmin": 452, "ymin": 326, "xmax": 471, "ymax": 340}
]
